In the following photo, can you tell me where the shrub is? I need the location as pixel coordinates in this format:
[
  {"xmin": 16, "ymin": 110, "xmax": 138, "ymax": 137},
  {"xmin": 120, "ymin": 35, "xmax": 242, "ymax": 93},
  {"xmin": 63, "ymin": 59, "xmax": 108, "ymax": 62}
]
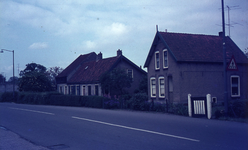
[
  {"xmin": 228, "ymin": 100, "xmax": 248, "ymax": 118},
  {"xmin": 129, "ymin": 93, "xmax": 148, "ymax": 111},
  {"xmin": 83, "ymin": 96, "xmax": 105, "ymax": 108},
  {"xmin": 104, "ymin": 99, "xmax": 119, "ymax": 109},
  {"xmin": 152, "ymin": 102, "xmax": 166, "ymax": 112}
]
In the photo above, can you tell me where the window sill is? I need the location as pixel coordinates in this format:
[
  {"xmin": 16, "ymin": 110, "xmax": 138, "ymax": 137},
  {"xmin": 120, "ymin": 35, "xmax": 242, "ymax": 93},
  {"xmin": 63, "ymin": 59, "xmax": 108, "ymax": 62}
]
[{"xmin": 231, "ymin": 95, "xmax": 240, "ymax": 97}]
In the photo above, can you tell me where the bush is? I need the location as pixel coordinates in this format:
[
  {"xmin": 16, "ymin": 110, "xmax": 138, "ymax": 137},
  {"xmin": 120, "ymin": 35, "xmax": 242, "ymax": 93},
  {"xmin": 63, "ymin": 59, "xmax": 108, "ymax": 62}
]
[
  {"xmin": 104, "ymin": 99, "xmax": 119, "ymax": 109},
  {"xmin": 228, "ymin": 100, "xmax": 248, "ymax": 118},
  {"xmin": 83, "ymin": 96, "xmax": 105, "ymax": 108},
  {"xmin": 129, "ymin": 93, "xmax": 148, "ymax": 111},
  {"xmin": 152, "ymin": 102, "xmax": 166, "ymax": 112},
  {"xmin": 0, "ymin": 92, "xmax": 18, "ymax": 103}
]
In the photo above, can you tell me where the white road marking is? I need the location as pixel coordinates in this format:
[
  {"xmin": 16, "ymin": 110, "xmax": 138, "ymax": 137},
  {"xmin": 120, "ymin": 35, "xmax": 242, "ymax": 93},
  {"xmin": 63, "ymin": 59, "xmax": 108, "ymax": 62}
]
[
  {"xmin": 72, "ymin": 116, "xmax": 200, "ymax": 142},
  {"xmin": 9, "ymin": 107, "xmax": 55, "ymax": 115}
]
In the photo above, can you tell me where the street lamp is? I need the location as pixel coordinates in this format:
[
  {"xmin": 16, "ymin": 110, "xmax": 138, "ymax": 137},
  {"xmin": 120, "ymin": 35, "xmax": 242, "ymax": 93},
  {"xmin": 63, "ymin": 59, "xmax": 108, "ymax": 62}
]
[{"xmin": 1, "ymin": 49, "xmax": 15, "ymax": 99}]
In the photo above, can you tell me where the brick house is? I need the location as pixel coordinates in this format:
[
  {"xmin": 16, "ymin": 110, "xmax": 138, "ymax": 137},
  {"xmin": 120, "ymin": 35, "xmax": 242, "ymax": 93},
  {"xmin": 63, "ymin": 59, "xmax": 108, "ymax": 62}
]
[
  {"xmin": 144, "ymin": 31, "xmax": 248, "ymax": 103},
  {"xmin": 56, "ymin": 50, "xmax": 147, "ymax": 96}
]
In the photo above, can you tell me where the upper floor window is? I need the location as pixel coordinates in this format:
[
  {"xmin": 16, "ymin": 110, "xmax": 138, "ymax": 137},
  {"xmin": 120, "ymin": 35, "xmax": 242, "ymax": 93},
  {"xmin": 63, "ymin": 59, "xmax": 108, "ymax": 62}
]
[
  {"xmin": 159, "ymin": 77, "xmax": 165, "ymax": 97},
  {"xmin": 163, "ymin": 49, "xmax": 168, "ymax": 68},
  {"xmin": 231, "ymin": 75, "xmax": 240, "ymax": 97},
  {"xmin": 127, "ymin": 69, "xmax": 133, "ymax": 80},
  {"xmin": 150, "ymin": 77, "xmax": 156, "ymax": 97},
  {"xmin": 155, "ymin": 51, "xmax": 160, "ymax": 70}
]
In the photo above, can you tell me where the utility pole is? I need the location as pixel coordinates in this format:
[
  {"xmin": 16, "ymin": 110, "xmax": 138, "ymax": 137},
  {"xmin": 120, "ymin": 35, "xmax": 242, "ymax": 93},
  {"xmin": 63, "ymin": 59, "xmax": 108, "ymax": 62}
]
[
  {"xmin": 221, "ymin": 0, "xmax": 228, "ymax": 117},
  {"xmin": 227, "ymin": 5, "xmax": 230, "ymax": 37},
  {"xmin": 0, "ymin": 49, "xmax": 15, "ymax": 100}
]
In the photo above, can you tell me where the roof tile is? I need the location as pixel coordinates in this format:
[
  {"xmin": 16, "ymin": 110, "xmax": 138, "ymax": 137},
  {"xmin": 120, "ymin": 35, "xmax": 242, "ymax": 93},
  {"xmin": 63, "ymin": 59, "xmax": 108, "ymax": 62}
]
[{"xmin": 159, "ymin": 32, "xmax": 248, "ymax": 63}]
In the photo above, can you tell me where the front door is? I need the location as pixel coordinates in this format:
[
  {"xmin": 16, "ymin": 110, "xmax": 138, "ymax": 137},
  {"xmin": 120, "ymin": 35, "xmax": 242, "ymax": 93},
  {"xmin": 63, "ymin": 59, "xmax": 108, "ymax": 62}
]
[{"xmin": 168, "ymin": 76, "xmax": 173, "ymax": 102}]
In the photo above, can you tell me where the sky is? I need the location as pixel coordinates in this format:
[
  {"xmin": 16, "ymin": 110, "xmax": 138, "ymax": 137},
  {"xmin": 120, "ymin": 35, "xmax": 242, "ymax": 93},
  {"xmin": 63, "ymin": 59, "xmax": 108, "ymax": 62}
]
[{"xmin": 0, "ymin": 0, "xmax": 247, "ymax": 80}]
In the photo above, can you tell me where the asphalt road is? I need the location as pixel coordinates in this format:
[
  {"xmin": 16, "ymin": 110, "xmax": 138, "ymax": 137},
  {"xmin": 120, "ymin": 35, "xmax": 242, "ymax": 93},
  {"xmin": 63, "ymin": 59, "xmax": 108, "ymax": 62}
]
[{"xmin": 0, "ymin": 103, "xmax": 247, "ymax": 150}]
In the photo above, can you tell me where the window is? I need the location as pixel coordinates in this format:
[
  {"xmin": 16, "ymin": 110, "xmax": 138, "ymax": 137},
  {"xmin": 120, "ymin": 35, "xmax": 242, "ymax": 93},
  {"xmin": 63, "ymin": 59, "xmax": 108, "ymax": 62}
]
[
  {"xmin": 163, "ymin": 49, "xmax": 168, "ymax": 68},
  {"xmin": 150, "ymin": 77, "xmax": 156, "ymax": 97},
  {"xmin": 159, "ymin": 77, "xmax": 165, "ymax": 97},
  {"xmin": 88, "ymin": 85, "xmax": 91, "ymax": 96},
  {"xmin": 95, "ymin": 85, "xmax": 99, "ymax": 96},
  {"xmin": 76, "ymin": 86, "xmax": 80, "ymax": 95},
  {"xmin": 231, "ymin": 76, "xmax": 240, "ymax": 97},
  {"xmin": 127, "ymin": 69, "xmax": 133, "ymax": 80},
  {"xmin": 59, "ymin": 86, "xmax": 63, "ymax": 94},
  {"xmin": 82, "ymin": 86, "xmax": 86, "ymax": 96},
  {"xmin": 65, "ymin": 86, "xmax": 68, "ymax": 95},
  {"xmin": 71, "ymin": 86, "xmax": 76, "ymax": 95},
  {"xmin": 155, "ymin": 51, "xmax": 160, "ymax": 70}
]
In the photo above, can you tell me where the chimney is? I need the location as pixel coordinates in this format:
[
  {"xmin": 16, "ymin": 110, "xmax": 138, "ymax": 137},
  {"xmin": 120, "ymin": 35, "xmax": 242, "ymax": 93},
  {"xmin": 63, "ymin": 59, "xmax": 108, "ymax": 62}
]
[
  {"xmin": 219, "ymin": 32, "xmax": 223, "ymax": 37},
  {"xmin": 96, "ymin": 52, "xmax": 102, "ymax": 61},
  {"xmin": 117, "ymin": 49, "xmax": 122, "ymax": 56}
]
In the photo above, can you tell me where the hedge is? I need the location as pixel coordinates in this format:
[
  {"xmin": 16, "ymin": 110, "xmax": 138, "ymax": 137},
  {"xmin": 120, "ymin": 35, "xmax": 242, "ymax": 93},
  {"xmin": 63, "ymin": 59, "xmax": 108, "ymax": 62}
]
[{"xmin": 0, "ymin": 92, "xmax": 107, "ymax": 109}]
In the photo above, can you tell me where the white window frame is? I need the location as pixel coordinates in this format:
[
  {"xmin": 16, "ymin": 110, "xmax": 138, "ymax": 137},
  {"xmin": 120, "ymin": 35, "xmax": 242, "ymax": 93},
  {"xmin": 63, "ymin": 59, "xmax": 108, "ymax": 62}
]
[
  {"xmin": 59, "ymin": 86, "xmax": 63, "ymax": 94},
  {"xmin": 158, "ymin": 77, "xmax": 165, "ymax": 98},
  {"xmin": 127, "ymin": 69, "xmax": 133, "ymax": 80},
  {"xmin": 163, "ymin": 49, "xmax": 168, "ymax": 69},
  {"xmin": 88, "ymin": 85, "xmax": 92, "ymax": 96},
  {"xmin": 95, "ymin": 84, "xmax": 99, "ymax": 96},
  {"xmin": 65, "ymin": 86, "xmax": 68, "ymax": 95},
  {"xmin": 155, "ymin": 51, "xmax": 160, "ymax": 70},
  {"xmin": 82, "ymin": 85, "xmax": 86, "ymax": 96},
  {"xmin": 150, "ymin": 77, "xmax": 156, "ymax": 97},
  {"xmin": 230, "ymin": 75, "xmax": 240, "ymax": 97},
  {"xmin": 76, "ymin": 85, "xmax": 80, "ymax": 96}
]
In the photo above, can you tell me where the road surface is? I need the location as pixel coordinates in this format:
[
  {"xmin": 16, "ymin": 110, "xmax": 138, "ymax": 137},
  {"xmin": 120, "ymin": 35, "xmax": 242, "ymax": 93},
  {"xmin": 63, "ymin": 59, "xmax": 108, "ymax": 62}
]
[{"xmin": 0, "ymin": 103, "xmax": 247, "ymax": 150}]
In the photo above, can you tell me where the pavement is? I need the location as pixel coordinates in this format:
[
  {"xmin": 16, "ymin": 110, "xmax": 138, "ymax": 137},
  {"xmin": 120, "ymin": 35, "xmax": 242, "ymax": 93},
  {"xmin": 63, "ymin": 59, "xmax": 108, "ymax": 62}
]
[{"xmin": 0, "ymin": 126, "xmax": 49, "ymax": 150}]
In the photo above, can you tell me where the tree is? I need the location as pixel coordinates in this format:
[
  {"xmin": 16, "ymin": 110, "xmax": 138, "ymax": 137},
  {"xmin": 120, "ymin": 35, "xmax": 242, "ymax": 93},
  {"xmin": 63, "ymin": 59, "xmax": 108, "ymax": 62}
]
[
  {"xmin": 46, "ymin": 66, "xmax": 63, "ymax": 90},
  {"xmin": 100, "ymin": 68, "xmax": 132, "ymax": 98},
  {"xmin": 8, "ymin": 76, "xmax": 19, "ymax": 84},
  {"xmin": 134, "ymin": 75, "xmax": 148, "ymax": 94},
  {"xmin": 0, "ymin": 74, "xmax": 6, "ymax": 84},
  {"xmin": 18, "ymin": 63, "xmax": 52, "ymax": 92}
]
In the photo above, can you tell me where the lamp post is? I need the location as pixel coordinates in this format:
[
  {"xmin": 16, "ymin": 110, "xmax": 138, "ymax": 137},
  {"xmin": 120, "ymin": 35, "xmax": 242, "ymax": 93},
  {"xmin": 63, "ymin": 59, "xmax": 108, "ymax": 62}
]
[{"xmin": 1, "ymin": 49, "xmax": 15, "ymax": 99}]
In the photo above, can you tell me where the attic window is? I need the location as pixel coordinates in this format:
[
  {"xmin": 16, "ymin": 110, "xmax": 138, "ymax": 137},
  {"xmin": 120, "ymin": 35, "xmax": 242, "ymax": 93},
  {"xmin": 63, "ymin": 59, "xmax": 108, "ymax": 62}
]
[
  {"xmin": 85, "ymin": 66, "xmax": 88, "ymax": 69},
  {"xmin": 155, "ymin": 51, "xmax": 160, "ymax": 70},
  {"xmin": 163, "ymin": 49, "xmax": 168, "ymax": 68}
]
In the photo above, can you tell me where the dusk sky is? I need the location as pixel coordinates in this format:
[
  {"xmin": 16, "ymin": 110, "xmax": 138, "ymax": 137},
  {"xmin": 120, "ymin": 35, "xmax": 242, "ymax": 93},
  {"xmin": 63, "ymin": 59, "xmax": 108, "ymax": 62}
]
[{"xmin": 0, "ymin": 0, "xmax": 247, "ymax": 80}]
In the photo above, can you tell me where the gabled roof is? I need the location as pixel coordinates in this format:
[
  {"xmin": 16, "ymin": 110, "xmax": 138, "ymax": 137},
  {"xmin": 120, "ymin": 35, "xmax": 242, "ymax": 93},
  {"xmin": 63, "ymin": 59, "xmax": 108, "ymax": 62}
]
[
  {"xmin": 60, "ymin": 53, "xmax": 147, "ymax": 84},
  {"xmin": 144, "ymin": 31, "xmax": 248, "ymax": 67},
  {"xmin": 68, "ymin": 56, "xmax": 119, "ymax": 84},
  {"xmin": 57, "ymin": 52, "xmax": 96, "ymax": 78}
]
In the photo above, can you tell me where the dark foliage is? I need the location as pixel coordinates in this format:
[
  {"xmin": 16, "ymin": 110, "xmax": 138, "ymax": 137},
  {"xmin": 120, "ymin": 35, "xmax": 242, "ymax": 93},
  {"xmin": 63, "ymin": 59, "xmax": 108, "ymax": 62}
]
[
  {"xmin": 228, "ymin": 100, "xmax": 248, "ymax": 118},
  {"xmin": 128, "ymin": 93, "xmax": 148, "ymax": 111},
  {"xmin": 100, "ymin": 68, "xmax": 132, "ymax": 97},
  {"xmin": 18, "ymin": 63, "xmax": 53, "ymax": 92},
  {"xmin": 0, "ymin": 92, "xmax": 107, "ymax": 109},
  {"xmin": 104, "ymin": 99, "xmax": 120, "ymax": 109}
]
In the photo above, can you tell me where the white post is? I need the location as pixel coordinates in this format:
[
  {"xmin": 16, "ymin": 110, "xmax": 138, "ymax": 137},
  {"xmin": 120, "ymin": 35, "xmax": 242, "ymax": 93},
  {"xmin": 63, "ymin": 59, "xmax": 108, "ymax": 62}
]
[
  {"xmin": 188, "ymin": 94, "xmax": 192, "ymax": 117},
  {"xmin": 206, "ymin": 94, "xmax": 212, "ymax": 119}
]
